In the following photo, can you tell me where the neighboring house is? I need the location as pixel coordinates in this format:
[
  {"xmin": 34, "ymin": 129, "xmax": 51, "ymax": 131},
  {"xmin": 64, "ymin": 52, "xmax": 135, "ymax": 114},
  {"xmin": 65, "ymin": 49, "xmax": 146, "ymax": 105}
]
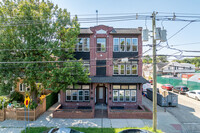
[
  {"xmin": 58, "ymin": 25, "xmax": 148, "ymax": 118},
  {"xmin": 143, "ymin": 62, "xmax": 195, "ymax": 78},
  {"xmin": 14, "ymin": 78, "xmax": 51, "ymax": 96},
  {"xmin": 162, "ymin": 62, "xmax": 195, "ymax": 76},
  {"xmin": 143, "ymin": 62, "xmax": 168, "ymax": 79}
]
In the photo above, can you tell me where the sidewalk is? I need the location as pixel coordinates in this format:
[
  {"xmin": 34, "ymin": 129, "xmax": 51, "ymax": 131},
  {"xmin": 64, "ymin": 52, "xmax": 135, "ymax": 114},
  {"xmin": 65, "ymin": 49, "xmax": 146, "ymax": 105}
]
[{"xmin": 0, "ymin": 100, "xmax": 186, "ymax": 133}]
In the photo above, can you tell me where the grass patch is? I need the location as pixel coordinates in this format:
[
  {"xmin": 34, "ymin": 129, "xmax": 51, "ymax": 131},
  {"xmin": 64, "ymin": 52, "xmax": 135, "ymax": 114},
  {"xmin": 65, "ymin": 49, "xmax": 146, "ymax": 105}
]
[{"xmin": 21, "ymin": 127, "xmax": 163, "ymax": 133}]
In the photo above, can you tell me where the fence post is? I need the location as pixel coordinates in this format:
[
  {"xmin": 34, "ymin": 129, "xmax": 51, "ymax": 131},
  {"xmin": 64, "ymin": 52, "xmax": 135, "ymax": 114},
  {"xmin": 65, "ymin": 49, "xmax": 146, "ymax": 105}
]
[{"xmin": 34, "ymin": 108, "xmax": 35, "ymax": 121}]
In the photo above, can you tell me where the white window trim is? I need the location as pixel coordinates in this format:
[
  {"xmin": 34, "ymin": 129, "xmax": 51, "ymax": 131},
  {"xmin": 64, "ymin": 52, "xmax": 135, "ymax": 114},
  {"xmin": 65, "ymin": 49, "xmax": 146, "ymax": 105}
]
[
  {"xmin": 113, "ymin": 38, "xmax": 120, "ymax": 52},
  {"xmin": 113, "ymin": 64, "xmax": 119, "ymax": 75},
  {"xmin": 65, "ymin": 89, "xmax": 90, "ymax": 102},
  {"xmin": 112, "ymin": 85, "xmax": 137, "ymax": 102},
  {"xmin": 113, "ymin": 63, "xmax": 138, "ymax": 75},
  {"xmin": 126, "ymin": 38, "xmax": 131, "ymax": 52},
  {"xmin": 131, "ymin": 90, "xmax": 137, "ymax": 102},
  {"xmin": 113, "ymin": 38, "xmax": 138, "ymax": 52},
  {"xmin": 120, "ymin": 38, "xmax": 126, "ymax": 52},
  {"xmin": 131, "ymin": 64, "xmax": 138, "ymax": 75},
  {"xmin": 76, "ymin": 38, "xmax": 90, "ymax": 52},
  {"xmin": 19, "ymin": 83, "xmax": 29, "ymax": 92},
  {"xmin": 126, "ymin": 64, "xmax": 131, "ymax": 75},
  {"xmin": 84, "ymin": 90, "xmax": 90, "ymax": 101},
  {"xmin": 120, "ymin": 64, "xmax": 125, "ymax": 75},
  {"xmin": 132, "ymin": 38, "xmax": 138, "ymax": 52},
  {"xmin": 113, "ymin": 90, "xmax": 118, "ymax": 102},
  {"xmin": 66, "ymin": 90, "xmax": 72, "ymax": 101}
]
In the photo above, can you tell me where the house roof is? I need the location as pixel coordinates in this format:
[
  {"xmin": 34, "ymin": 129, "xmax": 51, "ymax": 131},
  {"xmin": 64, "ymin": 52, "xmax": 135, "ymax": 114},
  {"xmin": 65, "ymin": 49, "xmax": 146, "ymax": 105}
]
[
  {"xmin": 110, "ymin": 28, "xmax": 142, "ymax": 34},
  {"xmin": 80, "ymin": 28, "xmax": 142, "ymax": 34},
  {"xmin": 157, "ymin": 62, "xmax": 168, "ymax": 70},
  {"xmin": 80, "ymin": 28, "xmax": 93, "ymax": 34},
  {"xmin": 89, "ymin": 76, "xmax": 148, "ymax": 84}
]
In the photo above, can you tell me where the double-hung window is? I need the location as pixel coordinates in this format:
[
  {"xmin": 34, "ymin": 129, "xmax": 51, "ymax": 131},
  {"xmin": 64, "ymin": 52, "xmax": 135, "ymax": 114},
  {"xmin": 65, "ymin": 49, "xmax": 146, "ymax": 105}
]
[
  {"xmin": 112, "ymin": 85, "xmax": 137, "ymax": 102},
  {"xmin": 120, "ymin": 38, "xmax": 125, "ymax": 51},
  {"xmin": 120, "ymin": 64, "xmax": 125, "ymax": 75},
  {"xmin": 83, "ymin": 61, "xmax": 90, "ymax": 72},
  {"xmin": 76, "ymin": 38, "xmax": 90, "ymax": 52},
  {"xmin": 126, "ymin": 38, "xmax": 131, "ymax": 51},
  {"xmin": 113, "ymin": 38, "xmax": 119, "ymax": 52},
  {"xmin": 113, "ymin": 61, "xmax": 138, "ymax": 75},
  {"xmin": 113, "ymin": 38, "xmax": 138, "ymax": 52},
  {"xmin": 97, "ymin": 38, "xmax": 106, "ymax": 52},
  {"xmin": 114, "ymin": 64, "xmax": 119, "ymax": 75},
  {"xmin": 113, "ymin": 90, "xmax": 118, "ymax": 102},
  {"xmin": 19, "ymin": 83, "xmax": 26, "ymax": 92},
  {"xmin": 66, "ymin": 85, "xmax": 90, "ymax": 102},
  {"xmin": 132, "ymin": 38, "xmax": 138, "ymax": 51},
  {"xmin": 132, "ymin": 65, "xmax": 138, "ymax": 75},
  {"xmin": 126, "ymin": 64, "xmax": 131, "ymax": 75}
]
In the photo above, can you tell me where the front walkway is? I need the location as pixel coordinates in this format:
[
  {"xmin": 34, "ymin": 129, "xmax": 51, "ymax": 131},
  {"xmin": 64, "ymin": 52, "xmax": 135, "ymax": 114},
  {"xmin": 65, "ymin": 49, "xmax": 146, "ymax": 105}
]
[{"xmin": 0, "ymin": 100, "xmax": 186, "ymax": 133}]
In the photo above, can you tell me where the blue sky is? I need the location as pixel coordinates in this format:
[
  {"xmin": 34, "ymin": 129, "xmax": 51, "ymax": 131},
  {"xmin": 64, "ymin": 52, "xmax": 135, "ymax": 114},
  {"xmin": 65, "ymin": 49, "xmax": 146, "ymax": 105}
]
[{"xmin": 52, "ymin": 0, "xmax": 200, "ymax": 60}]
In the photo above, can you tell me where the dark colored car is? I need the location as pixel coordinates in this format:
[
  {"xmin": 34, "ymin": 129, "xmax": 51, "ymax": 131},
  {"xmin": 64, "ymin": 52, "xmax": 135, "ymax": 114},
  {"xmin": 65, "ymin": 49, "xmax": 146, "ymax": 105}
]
[
  {"xmin": 119, "ymin": 129, "xmax": 152, "ymax": 133},
  {"xmin": 161, "ymin": 84, "xmax": 173, "ymax": 91},
  {"xmin": 173, "ymin": 86, "xmax": 189, "ymax": 94}
]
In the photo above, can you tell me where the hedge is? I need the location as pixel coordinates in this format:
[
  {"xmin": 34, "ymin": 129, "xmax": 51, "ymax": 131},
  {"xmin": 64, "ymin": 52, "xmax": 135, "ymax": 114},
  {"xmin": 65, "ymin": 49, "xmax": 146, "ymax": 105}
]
[{"xmin": 46, "ymin": 92, "xmax": 58, "ymax": 111}]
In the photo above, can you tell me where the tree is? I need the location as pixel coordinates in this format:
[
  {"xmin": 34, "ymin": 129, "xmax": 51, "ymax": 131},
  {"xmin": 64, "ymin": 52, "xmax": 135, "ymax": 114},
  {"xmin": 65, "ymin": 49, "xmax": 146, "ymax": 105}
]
[
  {"xmin": 143, "ymin": 55, "xmax": 152, "ymax": 64},
  {"xmin": 173, "ymin": 57, "xmax": 200, "ymax": 67},
  {"xmin": 0, "ymin": 0, "xmax": 89, "ymax": 96},
  {"xmin": 157, "ymin": 56, "xmax": 168, "ymax": 63}
]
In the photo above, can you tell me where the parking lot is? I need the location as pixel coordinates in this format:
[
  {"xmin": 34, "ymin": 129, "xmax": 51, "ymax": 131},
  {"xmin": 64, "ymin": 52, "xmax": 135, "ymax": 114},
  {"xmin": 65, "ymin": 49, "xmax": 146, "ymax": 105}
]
[{"xmin": 157, "ymin": 83, "xmax": 200, "ymax": 133}]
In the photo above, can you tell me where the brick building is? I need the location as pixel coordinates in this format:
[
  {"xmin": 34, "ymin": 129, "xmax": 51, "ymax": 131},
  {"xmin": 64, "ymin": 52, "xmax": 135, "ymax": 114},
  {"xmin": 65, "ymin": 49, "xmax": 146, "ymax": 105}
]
[{"xmin": 54, "ymin": 25, "xmax": 151, "ymax": 119}]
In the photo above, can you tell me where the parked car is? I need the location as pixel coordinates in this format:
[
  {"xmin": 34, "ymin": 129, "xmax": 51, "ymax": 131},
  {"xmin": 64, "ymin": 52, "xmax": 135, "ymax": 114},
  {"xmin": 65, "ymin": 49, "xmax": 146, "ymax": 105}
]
[
  {"xmin": 148, "ymin": 80, "xmax": 153, "ymax": 85},
  {"xmin": 186, "ymin": 90, "xmax": 200, "ymax": 101},
  {"xmin": 161, "ymin": 84, "xmax": 173, "ymax": 91},
  {"xmin": 173, "ymin": 86, "xmax": 189, "ymax": 94},
  {"xmin": 47, "ymin": 128, "xmax": 84, "ymax": 133},
  {"xmin": 119, "ymin": 129, "xmax": 152, "ymax": 133}
]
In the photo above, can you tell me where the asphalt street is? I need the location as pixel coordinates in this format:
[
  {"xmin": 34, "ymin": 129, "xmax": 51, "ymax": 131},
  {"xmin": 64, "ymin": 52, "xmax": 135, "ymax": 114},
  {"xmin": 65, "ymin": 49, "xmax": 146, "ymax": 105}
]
[{"xmin": 157, "ymin": 83, "xmax": 200, "ymax": 133}]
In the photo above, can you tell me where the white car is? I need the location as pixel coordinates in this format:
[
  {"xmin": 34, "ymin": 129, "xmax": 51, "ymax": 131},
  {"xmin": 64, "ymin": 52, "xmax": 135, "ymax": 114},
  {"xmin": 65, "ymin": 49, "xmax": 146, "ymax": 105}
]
[{"xmin": 186, "ymin": 90, "xmax": 200, "ymax": 101}]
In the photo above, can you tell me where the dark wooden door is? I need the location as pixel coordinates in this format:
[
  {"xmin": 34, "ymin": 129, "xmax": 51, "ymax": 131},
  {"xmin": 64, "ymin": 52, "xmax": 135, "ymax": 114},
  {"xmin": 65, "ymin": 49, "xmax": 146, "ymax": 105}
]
[{"xmin": 96, "ymin": 87, "xmax": 106, "ymax": 103}]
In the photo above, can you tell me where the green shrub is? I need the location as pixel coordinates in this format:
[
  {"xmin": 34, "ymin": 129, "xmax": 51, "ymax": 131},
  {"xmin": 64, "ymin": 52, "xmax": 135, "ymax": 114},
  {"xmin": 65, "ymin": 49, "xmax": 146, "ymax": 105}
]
[
  {"xmin": 10, "ymin": 91, "xmax": 24, "ymax": 102},
  {"xmin": 29, "ymin": 101, "xmax": 38, "ymax": 110},
  {"xmin": 0, "ymin": 96, "xmax": 10, "ymax": 109},
  {"xmin": 46, "ymin": 92, "xmax": 58, "ymax": 110}
]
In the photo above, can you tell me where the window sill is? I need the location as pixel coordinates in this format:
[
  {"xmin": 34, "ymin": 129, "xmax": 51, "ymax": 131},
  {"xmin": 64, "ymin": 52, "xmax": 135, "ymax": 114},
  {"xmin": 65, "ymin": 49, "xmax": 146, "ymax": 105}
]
[{"xmin": 96, "ymin": 51, "xmax": 106, "ymax": 53}]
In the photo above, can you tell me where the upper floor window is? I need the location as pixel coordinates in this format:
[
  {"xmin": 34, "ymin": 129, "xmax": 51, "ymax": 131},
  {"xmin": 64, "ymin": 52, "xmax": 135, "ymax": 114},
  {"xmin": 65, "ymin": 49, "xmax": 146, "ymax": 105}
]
[
  {"xmin": 113, "ymin": 38, "xmax": 119, "ymax": 52},
  {"xmin": 120, "ymin": 38, "xmax": 125, "ymax": 52},
  {"xmin": 132, "ymin": 38, "xmax": 138, "ymax": 51},
  {"xmin": 83, "ymin": 61, "xmax": 90, "ymax": 72},
  {"xmin": 113, "ymin": 61, "xmax": 138, "ymax": 75},
  {"xmin": 19, "ymin": 83, "xmax": 30, "ymax": 92},
  {"xmin": 113, "ymin": 38, "xmax": 138, "ymax": 52},
  {"xmin": 97, "ymin": 38, "xmax": 106, "ymax": 52},
  {"xmin": 76, "ymin": 38, "xmax": 90, "ymax": 52}
]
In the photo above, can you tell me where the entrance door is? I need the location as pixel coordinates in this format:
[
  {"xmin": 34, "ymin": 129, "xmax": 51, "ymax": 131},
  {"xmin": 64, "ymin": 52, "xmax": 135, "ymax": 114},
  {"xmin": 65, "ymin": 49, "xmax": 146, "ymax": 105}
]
[{"xmin": 96, "ymin": 87, "xmax": 106, "ymax": 104}]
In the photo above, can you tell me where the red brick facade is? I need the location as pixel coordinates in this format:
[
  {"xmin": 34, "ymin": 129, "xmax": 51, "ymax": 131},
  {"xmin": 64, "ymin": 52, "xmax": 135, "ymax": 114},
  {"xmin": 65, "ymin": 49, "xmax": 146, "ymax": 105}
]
[{"xmin": 53, "ymin": 25, "xmax": 152, "ymax": 119}]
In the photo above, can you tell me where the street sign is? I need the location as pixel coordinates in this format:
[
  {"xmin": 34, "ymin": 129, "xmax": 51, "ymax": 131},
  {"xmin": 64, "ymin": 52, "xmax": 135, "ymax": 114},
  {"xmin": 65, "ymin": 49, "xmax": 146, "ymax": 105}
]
[{"xmin": 24, "ymin": 94, "xmax": 30, "ymax": 108}]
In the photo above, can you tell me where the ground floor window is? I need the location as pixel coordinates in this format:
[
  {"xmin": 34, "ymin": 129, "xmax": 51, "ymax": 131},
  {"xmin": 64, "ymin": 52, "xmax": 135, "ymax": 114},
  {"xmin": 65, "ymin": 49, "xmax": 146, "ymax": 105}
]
[
  {"xmin": 66, "ymin": 84, "xmax": 90, "ymax": 102},
  {"xmin": 66, "ymin": 90, "xmax": 90, "ymax": 102},
  {"xmin": 113, "ymin": 84, "xmax": 137, "ymax": 102}
]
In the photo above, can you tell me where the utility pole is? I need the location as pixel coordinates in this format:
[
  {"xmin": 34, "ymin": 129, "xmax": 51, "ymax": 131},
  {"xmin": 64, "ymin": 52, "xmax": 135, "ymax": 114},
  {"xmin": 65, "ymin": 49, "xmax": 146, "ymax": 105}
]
[
  {"xmin": 152, "ymin": 11, "xmax": 157, "ymax": 132},
  {"xmin": 96, "ymin": 10, "xmax": 98, "ymax": 26}
]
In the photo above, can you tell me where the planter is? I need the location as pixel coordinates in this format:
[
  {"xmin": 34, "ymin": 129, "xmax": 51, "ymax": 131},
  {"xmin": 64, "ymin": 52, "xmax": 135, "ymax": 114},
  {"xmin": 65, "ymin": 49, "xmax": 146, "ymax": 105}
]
[{"xmin": 0, "ymin": 98, "xmax": 46, "ymax": 121}]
